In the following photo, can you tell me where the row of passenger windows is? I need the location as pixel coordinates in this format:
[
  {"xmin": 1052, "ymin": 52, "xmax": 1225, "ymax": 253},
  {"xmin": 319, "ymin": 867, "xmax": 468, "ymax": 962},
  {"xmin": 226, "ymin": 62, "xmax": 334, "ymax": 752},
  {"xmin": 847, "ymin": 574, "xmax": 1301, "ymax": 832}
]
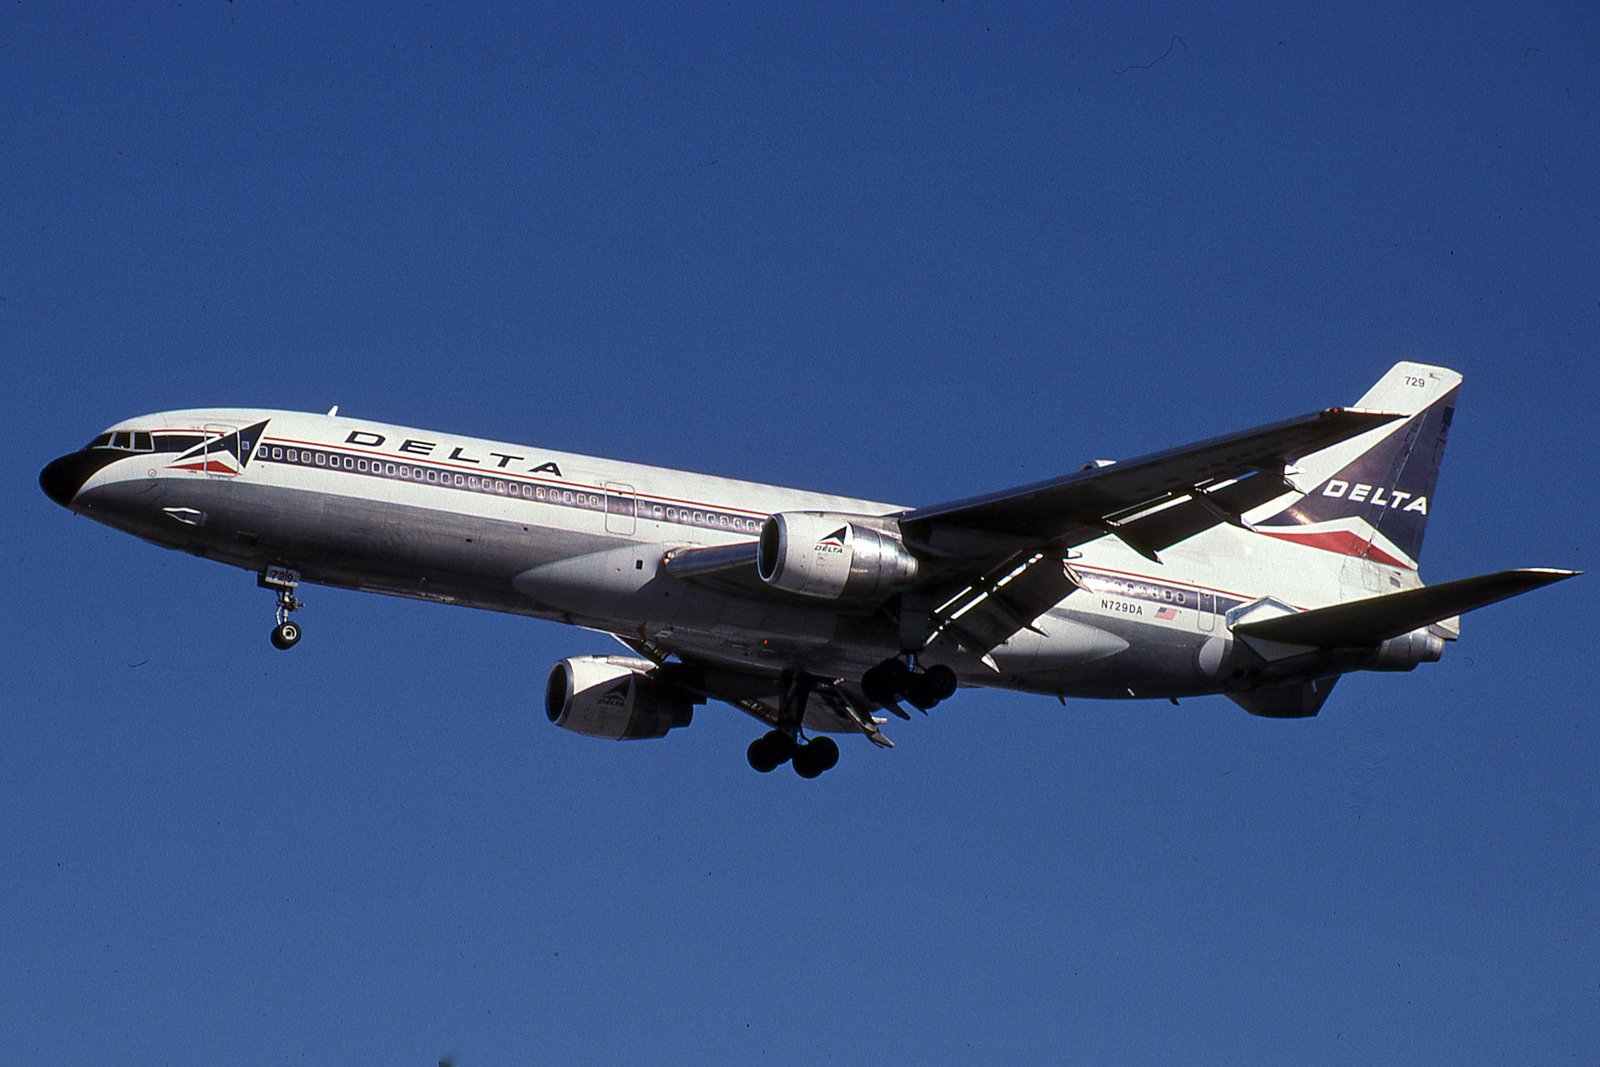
[
  {"xmin": 651, "ymin": 505, "xmax": 762, "ymax": 533},
  {"xmin": 264, "ymin": 445, "xmax": 764, "ymax": 532}
]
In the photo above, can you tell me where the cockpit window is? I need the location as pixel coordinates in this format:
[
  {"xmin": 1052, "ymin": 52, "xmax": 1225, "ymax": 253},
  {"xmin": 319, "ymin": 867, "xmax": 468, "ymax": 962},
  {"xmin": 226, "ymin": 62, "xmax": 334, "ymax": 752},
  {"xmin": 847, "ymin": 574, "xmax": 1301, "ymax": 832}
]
[{"xmin": 87, "ymin": 431, "xmax": 157, "ymax": 452}]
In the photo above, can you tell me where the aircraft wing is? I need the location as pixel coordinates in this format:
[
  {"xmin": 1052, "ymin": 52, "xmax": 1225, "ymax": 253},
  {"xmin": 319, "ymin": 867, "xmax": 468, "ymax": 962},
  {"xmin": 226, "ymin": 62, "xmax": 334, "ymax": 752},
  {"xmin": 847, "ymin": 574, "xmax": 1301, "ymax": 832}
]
[
  {"xmin": 662, "ymin": 406, "xmax": 1403, "ymax": 663},
  {"xmin": 897, "ymin": 406, "xmax": 1400, "ymax": 661},
  {"xmin": 898, "ymin": 406, "xmax": 1398, "ymax": 557},
  {"xmin": 611, "ymin": 629, "xmax": 894, "ymax": 746}
]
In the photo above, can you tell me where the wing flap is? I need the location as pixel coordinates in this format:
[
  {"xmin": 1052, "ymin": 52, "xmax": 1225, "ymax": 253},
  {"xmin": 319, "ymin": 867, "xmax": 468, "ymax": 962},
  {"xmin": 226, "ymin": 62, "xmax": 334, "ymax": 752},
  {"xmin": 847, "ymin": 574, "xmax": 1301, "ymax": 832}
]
[
  {"xmin": 1232, "ymin": 568, "xmax": 1578, "ymax": 646},
  {"xmin": 924, "ymin": 551, "xmax": 1084, "ymax": 657}
]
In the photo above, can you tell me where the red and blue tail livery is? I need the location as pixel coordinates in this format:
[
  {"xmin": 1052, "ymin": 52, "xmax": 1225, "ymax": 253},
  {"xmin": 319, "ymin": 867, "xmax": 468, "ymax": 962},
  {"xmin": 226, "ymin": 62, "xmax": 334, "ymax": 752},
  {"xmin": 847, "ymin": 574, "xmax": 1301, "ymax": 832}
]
[{"xmin": 1256, "ymin": 363, "xmax": 1458, "ymax": 571}]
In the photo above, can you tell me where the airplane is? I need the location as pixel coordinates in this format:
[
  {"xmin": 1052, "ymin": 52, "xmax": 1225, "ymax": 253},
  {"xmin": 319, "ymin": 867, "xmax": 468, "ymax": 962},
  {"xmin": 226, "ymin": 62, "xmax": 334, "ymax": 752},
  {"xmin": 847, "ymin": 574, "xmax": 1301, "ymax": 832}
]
[{"xmin": 39, "ymin": 362, "xmax": 1576, "ymax": 778}]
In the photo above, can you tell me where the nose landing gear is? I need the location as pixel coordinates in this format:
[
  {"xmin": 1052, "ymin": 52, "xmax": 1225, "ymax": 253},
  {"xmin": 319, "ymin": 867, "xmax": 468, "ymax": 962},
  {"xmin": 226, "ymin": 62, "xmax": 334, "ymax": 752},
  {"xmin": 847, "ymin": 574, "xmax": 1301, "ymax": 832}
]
[
  {"xmin": 270, "ymin": 618, "xmax": 302, "ymax": 650},
  {"xmin": 258, "ymin": 566, "xmax": 304, "ymax": 651}
]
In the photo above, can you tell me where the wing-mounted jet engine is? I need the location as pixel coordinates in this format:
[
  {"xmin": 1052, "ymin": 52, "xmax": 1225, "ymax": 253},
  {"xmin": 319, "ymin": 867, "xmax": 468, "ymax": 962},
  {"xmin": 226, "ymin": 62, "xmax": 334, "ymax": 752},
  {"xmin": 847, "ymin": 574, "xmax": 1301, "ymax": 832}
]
[
  {"xmin": 756, "ymin": 512, "xmax": 920, "ymax": 601},
  {"xmin": 545, "ymin": 656, "xmax": 700, "ymax": 740}
]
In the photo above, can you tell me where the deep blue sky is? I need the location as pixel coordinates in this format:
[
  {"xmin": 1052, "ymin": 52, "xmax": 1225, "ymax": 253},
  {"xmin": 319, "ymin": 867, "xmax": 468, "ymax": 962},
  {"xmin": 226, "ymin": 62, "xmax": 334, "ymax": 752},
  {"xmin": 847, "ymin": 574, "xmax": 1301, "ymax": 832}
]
[{"xmin": 4, "ymin": 4, "xmax": 1595, "ymax": 1063}]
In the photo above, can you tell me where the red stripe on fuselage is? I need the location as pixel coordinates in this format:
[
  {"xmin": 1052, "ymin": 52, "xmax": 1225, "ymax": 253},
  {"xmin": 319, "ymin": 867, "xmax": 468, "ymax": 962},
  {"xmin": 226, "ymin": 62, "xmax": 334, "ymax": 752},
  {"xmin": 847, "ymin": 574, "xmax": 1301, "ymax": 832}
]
[{"xmin": 1256, "ymin": 528, "xmax": 1413, "ymax": 569}]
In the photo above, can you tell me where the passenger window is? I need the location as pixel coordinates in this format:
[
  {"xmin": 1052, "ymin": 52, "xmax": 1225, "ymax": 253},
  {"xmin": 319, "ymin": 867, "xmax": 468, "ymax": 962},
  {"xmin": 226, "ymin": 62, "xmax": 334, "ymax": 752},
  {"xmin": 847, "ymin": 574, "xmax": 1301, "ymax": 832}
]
[{"xmin": 315, "ymin": 454, "xmax": 326, "ymax": 466}]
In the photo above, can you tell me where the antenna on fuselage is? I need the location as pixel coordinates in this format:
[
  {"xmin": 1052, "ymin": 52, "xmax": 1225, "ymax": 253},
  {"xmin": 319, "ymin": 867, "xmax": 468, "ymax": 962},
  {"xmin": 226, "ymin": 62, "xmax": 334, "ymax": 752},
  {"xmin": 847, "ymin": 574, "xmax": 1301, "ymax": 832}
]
[{"xmin": 326, "ymin": 405, "xmax": 339, "ymax": 417}]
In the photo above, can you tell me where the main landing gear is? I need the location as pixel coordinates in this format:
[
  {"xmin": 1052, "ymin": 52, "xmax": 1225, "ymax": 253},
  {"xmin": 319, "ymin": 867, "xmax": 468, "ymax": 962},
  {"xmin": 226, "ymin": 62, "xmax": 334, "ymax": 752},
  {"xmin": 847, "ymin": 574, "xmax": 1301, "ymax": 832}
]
[
  {"xmin": 258, "ymin": 566, "xmax": 304, "ymax": 651},
  {"xmin": 746, "ymin": 669, "xmax": 842, "ymax": 779},
  {"xmin": 747, "ymin": 730, "xmax": 840, "ymax": 778},
  {"xmin": 861, "ymin": 658, "xmax": 957, "ymax": 713}
]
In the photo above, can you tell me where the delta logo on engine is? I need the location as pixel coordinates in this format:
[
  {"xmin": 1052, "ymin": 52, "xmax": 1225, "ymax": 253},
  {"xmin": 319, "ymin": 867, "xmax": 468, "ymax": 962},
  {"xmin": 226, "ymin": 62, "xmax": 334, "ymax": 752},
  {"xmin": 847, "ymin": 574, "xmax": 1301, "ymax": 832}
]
[{"xmin": 815, "ymin": 527, "xmax": 848, "ymax": 553}]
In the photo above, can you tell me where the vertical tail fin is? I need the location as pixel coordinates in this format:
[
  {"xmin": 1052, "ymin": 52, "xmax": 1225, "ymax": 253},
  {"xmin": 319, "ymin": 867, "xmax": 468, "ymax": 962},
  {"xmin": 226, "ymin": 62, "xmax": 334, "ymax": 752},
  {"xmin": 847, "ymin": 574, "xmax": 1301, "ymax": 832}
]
[{"xmin": 1254, "ymin": 362, "xmax": 1461, "ymax": 571}]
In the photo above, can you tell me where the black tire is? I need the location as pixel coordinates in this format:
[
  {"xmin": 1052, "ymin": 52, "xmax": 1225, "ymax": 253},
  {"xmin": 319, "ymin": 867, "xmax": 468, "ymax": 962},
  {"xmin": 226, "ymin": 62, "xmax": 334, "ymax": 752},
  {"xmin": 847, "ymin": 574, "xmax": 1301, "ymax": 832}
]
[
  {"xmin": 862, "ymin": 658, "xmax": 911, "ymax": 705},
  {"xmin": 808, "ymin": 735, "xmax": 839, "ymax": 773},
  {"xmin": 924, "ymin": 664, "xmax": 958, "ymax": 701},
  {"xmin": 747, "ymin": 735, "xmax": 782, "ymax": 773},
  {"xmin": 792, "ymin": 742, "xmax": 825, "ymax": 779},
  {"xmin": 747, "ymin": 730, "xmax": 795, "ymax": 773},
  {"xmin": 271, "ymin": 621, "xmax": 301, "ymax": 650},
  {"xmin": 762, "ymin": 729, "xmax": 796, "ymax": 764}
]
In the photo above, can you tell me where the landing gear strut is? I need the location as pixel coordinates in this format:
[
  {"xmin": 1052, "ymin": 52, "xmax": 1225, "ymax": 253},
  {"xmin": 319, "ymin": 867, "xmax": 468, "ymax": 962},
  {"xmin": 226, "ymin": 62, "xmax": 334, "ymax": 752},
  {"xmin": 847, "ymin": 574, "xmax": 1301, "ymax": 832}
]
[
  {"xmin": 258, "ymin": 566, "xmax": 304, "ymax": 651},
  {"xmin": 746, "ymin": 669, "xmax": 841, "ymax": 778}
]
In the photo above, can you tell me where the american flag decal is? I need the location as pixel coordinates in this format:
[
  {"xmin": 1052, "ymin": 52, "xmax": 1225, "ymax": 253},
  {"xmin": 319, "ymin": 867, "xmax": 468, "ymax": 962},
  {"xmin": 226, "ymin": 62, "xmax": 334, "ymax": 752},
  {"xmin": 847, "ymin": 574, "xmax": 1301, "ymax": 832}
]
[{"xmin": 1154, "ymin": 606, "xmax": 1178, "ymax": 621}]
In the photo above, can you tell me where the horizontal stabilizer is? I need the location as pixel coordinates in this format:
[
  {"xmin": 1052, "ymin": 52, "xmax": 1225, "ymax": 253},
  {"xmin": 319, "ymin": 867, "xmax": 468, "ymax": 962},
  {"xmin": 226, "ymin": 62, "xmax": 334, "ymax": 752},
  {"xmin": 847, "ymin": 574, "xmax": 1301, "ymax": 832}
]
[{"xmin": 1233, "ymin": 568, "xmax": 1578, "ymax": 647}]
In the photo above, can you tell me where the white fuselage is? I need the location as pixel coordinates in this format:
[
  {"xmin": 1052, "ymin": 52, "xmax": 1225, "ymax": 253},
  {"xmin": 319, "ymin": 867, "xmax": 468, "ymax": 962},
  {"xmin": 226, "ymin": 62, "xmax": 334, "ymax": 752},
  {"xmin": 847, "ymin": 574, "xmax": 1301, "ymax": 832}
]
[{"xmin": 60, "ymin": 407, "xmax": 1400, "ymax": 703}]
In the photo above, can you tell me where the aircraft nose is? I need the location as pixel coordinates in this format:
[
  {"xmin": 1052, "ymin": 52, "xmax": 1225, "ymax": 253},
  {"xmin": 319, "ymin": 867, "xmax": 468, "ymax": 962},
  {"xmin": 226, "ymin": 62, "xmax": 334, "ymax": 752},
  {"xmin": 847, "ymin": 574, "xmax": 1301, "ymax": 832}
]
[{"xmin": 40, "ymin": 452, "xmax": 93, "ymax": 509}]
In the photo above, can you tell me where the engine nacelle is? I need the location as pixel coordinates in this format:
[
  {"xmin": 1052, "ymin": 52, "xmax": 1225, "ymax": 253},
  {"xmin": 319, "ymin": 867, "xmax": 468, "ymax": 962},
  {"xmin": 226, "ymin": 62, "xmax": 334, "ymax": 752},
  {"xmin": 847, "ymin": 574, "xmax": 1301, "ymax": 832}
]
[
  {"xmin": 1366, "ymin": 628, "xmax": 1446, "ymax": 672},
  {"xmin": 545, "ymin": 656, "xmax": 696, "ymax": 740},
  {"xmin": 756, "ymin": 512, "xmax": 920, "ymax": 601}
]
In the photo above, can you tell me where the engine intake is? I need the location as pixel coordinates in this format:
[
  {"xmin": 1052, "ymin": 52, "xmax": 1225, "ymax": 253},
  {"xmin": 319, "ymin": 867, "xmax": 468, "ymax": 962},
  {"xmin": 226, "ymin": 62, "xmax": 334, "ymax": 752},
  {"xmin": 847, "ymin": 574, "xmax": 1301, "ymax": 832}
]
[
  {"xmin": 545, "ymin": 656, "xmax": 697, "ymax": 740},
  {"xmin": 756, "ymin": 512, "xmax": 919, "ymax": 601}
]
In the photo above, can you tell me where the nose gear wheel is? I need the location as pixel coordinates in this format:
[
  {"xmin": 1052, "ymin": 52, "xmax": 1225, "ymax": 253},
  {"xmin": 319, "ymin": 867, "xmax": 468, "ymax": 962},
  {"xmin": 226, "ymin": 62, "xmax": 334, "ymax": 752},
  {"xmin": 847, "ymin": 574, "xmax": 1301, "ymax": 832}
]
[{"xmin": 258, "ymin": 567, "xmax": 305, "ymax": 650}]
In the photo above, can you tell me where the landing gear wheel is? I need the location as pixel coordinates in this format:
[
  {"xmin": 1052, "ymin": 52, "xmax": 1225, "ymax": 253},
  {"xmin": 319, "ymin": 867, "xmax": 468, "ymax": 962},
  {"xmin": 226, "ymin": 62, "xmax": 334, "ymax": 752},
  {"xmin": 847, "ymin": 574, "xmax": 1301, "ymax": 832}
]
[
  {"xmin": 792, "ymin": 736, "xmax": 839, "ymax": 778},
  {"xmin": 261, "ymin": 567, "xmax": 305, "ymax": 651},
  {"xmin": 907, "ymin": 664, "xmax": 959, "ymax": 710},
  {"xmin": 270, "ymin": 621, "xmax": 301, "ymax": 650},
  {"xmin": 809, "ymin": 736, "xmax": 840, "ymax": 775},
  {"xmin": 862, "ymin": 659, "xmax": 911, "ymax": 706},
  {"xmin": 792, "ymin": 743, "xmax": 824, "ymax": 779},
  {"xmin": 746, "ymin": 729, "xmax": 795, "ymax": 773},
  {"xmin": 923, "ymin": 664, "xmax": 958, "ymax": 701}
]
